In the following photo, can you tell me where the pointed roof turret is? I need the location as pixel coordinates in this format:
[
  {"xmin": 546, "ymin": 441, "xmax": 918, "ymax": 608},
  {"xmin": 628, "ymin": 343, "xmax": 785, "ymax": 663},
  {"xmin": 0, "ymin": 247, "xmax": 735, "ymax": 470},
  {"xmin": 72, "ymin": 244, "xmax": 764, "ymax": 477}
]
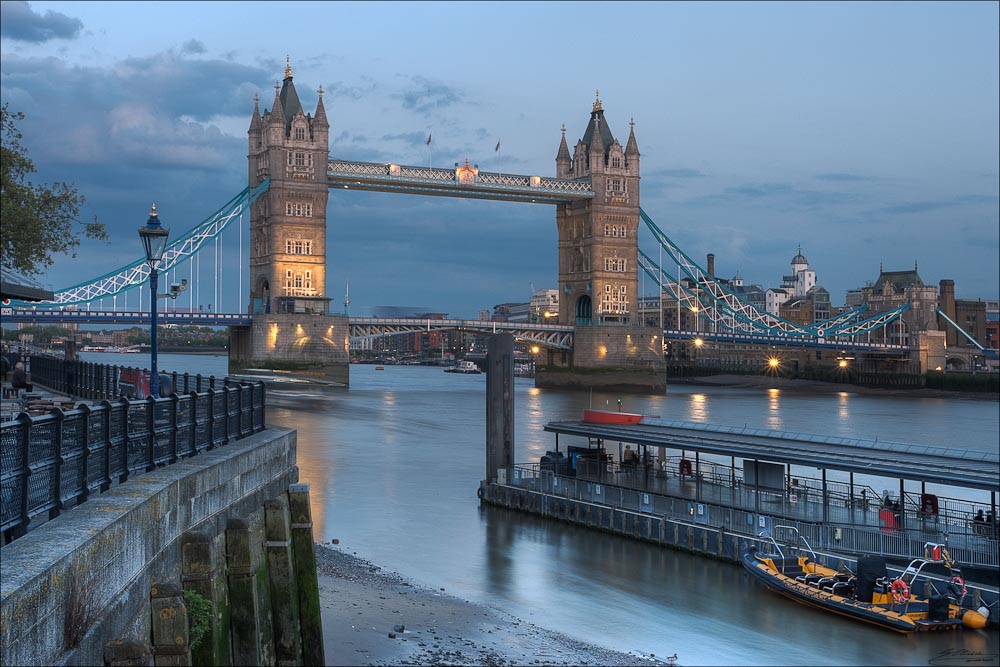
[
  {"xmin": 249, "ymin": 92, "xmax": 262, "ymax": 131},
  {"xmin": 556, "ymin": 124, "xmax": 571, "ymax": 162},
  {"xmin": 269, "ymin": 80, "xmax": 285, "ymax": 127},
  {"xmin": 278, "ymin": 56, "xmax": 303, "ymax": 129},
  {"xmin": 313, "ymin": 84, "xmax": 329, "ymax": 128},
  {"xmin": 625, "ymin": 117, "xmax": 639, "ymax": 156},
  {"xmin": 589, "ymin": 115, "xmax": 604, "ymax": 157},
  {"xmin": 581, "ymin": 89, "xmax": 616, "ymax": 158},
  {"xmin": 791, "ymin": 245, "xmax": 808, "ymax": 266}
]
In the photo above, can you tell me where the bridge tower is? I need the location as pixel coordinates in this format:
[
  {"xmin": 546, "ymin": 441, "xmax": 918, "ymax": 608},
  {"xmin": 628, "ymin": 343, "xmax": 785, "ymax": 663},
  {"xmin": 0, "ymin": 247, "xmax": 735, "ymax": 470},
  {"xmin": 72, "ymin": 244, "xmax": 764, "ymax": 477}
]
[
  {"xmin": 545, "ymin": 93, "xmax": 664, "ymax": 390},
  {"xmin": 230, "ymin": 59, "xmax": 349, "ymax": 384}
]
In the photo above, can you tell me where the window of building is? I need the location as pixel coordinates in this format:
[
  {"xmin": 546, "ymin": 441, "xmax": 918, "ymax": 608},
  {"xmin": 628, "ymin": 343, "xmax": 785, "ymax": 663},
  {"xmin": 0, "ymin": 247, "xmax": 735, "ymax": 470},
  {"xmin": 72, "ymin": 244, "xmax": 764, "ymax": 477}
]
[{"xmin": 294, "ymin": 127, "xmax": 306, "ymax": 141}]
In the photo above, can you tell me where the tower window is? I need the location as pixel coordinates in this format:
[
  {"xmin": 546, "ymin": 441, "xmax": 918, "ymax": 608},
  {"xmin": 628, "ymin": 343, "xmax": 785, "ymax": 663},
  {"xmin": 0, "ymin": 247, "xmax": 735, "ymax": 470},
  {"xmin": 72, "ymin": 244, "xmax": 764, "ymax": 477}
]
[{"xmin": 294, "ymin": 127, "xmax": 306, "ymax": 141}]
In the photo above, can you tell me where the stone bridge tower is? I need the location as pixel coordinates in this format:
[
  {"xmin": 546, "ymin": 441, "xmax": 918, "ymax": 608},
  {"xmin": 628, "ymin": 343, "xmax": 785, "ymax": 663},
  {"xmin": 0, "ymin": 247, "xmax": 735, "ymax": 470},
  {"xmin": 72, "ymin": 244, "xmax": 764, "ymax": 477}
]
[
  {"xmin": 556, "ymin": 92, "xmax": 641, "ymax": 326},
  {"xmin": 231, "ymin": 59, "xmax": 349, "ymax": 384},
  {"xmin": 247, "ymin": 58, "xmax": 331, "ymax": 316},
  {"xmin": 543, "ymin": 93, "xmax": 664, "ymax": 391}
]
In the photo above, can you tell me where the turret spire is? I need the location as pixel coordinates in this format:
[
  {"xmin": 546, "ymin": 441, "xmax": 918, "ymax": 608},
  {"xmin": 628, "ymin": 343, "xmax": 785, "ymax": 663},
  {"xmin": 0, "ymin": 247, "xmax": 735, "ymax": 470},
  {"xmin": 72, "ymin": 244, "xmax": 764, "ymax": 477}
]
[
  {"xmin": 593, "ymin": 89, "xmax": 603, "ymax": 112},
  {"xmin": 625, "ymin": 116, "xmax": 639, "ymax": 157},
  {"xmin": 284, "ymin": 55, "xmax": 292, "ymax": 79}
]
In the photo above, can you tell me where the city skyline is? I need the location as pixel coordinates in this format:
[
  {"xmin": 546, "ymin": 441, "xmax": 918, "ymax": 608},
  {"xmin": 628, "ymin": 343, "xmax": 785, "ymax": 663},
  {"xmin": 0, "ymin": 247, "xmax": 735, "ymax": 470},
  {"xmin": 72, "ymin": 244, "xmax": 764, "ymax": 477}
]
[{"xmin": 1, "ymin": 1, "xmax": 998, "ymax": 318}]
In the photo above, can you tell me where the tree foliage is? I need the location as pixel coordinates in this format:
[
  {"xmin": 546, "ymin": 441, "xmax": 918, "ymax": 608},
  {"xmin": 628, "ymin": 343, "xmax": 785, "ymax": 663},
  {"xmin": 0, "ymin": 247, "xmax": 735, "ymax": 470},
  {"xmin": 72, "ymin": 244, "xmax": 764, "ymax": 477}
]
[{"xmin": 1, "ymin": 103, "xmax": 107, "ymax": 276}]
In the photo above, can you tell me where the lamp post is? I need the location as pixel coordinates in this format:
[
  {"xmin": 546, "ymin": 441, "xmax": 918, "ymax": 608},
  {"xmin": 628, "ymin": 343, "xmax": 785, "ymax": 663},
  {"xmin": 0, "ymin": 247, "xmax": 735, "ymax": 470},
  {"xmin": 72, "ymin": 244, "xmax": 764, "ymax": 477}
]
[{"xmin": 139, "ymin": 204, "xmax": 170, "ymax": 397}]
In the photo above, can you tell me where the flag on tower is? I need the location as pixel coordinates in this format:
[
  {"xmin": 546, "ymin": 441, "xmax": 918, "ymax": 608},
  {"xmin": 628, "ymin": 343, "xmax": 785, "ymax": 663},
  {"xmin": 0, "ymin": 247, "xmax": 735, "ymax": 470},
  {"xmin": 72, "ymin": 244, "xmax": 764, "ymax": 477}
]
[
  {"xmin": 495, "ymin": 140, "xmax": 500, "ymax": 152},
  {"xmin": 426, "ymin": 133, "xmax": 432, "ymax": 145}
]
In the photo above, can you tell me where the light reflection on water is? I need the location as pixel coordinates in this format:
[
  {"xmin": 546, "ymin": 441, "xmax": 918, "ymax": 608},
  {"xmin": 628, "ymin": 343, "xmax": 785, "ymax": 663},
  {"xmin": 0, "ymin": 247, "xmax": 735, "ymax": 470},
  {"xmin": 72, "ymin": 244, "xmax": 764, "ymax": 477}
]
[{"xmin": 92, "ymin": 354, "xmax": 1000, "ymax": 665}]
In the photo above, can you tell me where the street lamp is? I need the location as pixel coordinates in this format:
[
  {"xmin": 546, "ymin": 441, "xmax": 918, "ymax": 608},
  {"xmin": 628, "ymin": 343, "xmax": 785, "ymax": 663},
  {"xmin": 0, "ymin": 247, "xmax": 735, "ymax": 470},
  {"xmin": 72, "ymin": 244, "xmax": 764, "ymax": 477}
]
[{"xmin": 139, "ymin": 204, "xmax": 169, "ymax": 397}]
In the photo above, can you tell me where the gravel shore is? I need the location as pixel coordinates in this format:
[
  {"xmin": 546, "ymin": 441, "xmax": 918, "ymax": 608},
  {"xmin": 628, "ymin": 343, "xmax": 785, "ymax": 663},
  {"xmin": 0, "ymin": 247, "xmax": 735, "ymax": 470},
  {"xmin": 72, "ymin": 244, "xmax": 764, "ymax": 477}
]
[{"xmin": 315, "ymin": 544, "xmax": 669, "ymax": 666}]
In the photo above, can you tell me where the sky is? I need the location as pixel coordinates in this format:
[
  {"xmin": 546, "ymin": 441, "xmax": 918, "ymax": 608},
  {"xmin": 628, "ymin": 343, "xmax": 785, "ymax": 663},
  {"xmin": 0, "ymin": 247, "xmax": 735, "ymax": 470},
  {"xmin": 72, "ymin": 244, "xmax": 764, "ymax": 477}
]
[{"xmin": 1, "ymin": 0, "xmax": 998, "ymax": 318}]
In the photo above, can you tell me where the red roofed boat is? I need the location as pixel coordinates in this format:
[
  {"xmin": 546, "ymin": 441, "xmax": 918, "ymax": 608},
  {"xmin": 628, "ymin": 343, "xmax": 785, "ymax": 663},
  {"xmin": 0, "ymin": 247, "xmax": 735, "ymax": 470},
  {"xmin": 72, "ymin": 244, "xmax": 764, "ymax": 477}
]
[{"xmin": 582, "ymin": 410, "xmax": 648, "ymax": 425}]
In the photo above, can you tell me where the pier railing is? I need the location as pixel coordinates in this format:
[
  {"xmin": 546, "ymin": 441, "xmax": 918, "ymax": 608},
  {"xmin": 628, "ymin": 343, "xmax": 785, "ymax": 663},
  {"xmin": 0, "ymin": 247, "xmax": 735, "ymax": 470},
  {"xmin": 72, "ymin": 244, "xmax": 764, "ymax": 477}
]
[
  {"xmin": 1, "ymin": 381, "xmax": 266, "ymax": 543},
  {"xmin": 506, "ymin": 464, "xmax": 999, "ymax": 569}
]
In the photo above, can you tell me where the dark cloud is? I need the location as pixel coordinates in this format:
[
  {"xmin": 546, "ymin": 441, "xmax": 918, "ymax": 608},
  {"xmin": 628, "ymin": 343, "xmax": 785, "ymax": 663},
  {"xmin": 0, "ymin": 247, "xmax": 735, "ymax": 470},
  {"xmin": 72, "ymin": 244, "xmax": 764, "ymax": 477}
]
[
  {"xmin": 328, "ymin": 76, "xmax": 378, "ymax": 101},
  {"xmin": 394, "ymin": 75, "xmax": 463, "ymax": 114},
  {"xmin": 815, "ymin": 172, "xmax": 873, "ymax": 182},
  {"xmin": 659, "ymin": 168, "xmax": 708, "ymax": 179},
  {"xmin": 0, "ymin": 52, "xmax": 272, "ymax": 173},
  {"xmin": 181, "ymin": 39, "xmax": 207, "ymax": 55},
  {"xmin": 867, "ymin": 194, "xmax": 997, "ymax": 216},
  {"xmin": 683, "ymin": 182, "xmax": 856, "ymax": 211},
  {"xmin": 0, "ymin": 1, "xmax": 82, "ymax": 42}
]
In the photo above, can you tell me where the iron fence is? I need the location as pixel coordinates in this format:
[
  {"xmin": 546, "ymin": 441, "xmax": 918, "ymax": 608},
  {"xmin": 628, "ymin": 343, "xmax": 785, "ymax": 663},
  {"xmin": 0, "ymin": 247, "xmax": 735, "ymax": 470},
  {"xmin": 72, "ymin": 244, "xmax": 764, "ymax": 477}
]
[
  {"xmin": 1, "ymin": 381, "xmax": 266, "ymax": 543},
  {"xmin": 506, "ymin": 464, "xmax": 999, "ymax": 569}
]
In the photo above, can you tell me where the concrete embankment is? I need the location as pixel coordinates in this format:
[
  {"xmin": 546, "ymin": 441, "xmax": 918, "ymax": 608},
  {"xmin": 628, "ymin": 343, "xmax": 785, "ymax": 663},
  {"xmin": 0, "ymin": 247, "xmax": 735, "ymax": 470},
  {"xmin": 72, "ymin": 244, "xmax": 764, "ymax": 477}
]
[{"xmin": 0, "ymin": 426, "xmax": 311, "ymax": 667}]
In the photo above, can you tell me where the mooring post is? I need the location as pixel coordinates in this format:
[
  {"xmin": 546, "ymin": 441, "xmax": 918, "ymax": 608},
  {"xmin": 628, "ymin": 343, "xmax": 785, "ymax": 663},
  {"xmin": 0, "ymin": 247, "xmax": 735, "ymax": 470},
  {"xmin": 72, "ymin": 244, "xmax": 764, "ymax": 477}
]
[
  {"xmin": 288, "ymin": 483, "xmax": 325, "ymax": 666},
  {"xmin": 104, "ymin": 640, "xmax": 152, "ymax": 667},
  {"xmin": 150, "ymin": 582, "xmax": 191, "ymax": 667},
  {"xmin": 181, "ymin": 530, "xmax": 230, "ymax": 667},
  {"xmin": 226, "ymin": 518, "xmax": 262, "ymax": 667},
  {"xmin": 486, "ymin": 333, "xmax": 515, "ymax": 485},
  {"xmin": 265, "ymin": 494, "xmax": 303, "ymax": 666}
]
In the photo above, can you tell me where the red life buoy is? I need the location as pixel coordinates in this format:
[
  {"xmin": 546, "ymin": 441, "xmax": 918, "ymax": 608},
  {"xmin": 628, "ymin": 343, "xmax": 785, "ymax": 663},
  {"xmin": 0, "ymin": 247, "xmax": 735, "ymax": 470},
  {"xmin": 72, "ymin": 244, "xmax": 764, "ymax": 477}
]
[{"xmin": 891, "ymin": 579, "xmax": 910, "ymax": 604}]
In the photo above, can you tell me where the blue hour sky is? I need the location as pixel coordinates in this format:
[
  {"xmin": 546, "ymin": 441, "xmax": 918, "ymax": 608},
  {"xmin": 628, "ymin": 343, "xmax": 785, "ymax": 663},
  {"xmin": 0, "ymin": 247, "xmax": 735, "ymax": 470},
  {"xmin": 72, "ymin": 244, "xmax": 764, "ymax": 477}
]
[{"xmin": 1, "ymin": 1, "xmax": 997, "ymax": 317}]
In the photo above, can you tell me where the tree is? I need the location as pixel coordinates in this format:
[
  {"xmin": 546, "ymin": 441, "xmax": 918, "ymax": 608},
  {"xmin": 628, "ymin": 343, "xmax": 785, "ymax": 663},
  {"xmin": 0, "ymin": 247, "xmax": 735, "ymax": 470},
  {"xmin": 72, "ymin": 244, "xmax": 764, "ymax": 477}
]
[{"xmin": 1, "ymin": 103, "xmax": 107, "ymax": 277}]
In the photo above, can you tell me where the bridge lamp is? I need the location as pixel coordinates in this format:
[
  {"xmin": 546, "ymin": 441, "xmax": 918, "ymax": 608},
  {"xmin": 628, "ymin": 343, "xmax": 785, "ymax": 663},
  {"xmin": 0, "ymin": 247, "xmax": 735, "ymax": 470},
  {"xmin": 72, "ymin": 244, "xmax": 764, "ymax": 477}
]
[
  {"xmin": 138, "ymin": 204, "xmax": 170, "ymax": 398},
  {"xmin": 768, "ymin": 357, "xmax": 780, "ymax": 369},
  {"xmin": 531, "ymin": 345, "xmax": 540, "ymax": 354},
  {"xmin": 693, "ymin": 337, "xmax": 704, "ymax": 348},
  {"xmin": 838, "ymin": 359, "xmax": 849, "ymax": 369}
]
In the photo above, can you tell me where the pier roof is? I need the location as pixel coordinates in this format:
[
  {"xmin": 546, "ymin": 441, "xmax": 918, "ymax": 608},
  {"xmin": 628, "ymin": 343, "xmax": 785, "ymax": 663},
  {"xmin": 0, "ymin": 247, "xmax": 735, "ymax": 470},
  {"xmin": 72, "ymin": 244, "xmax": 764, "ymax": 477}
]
[{"xmin": 544, "ymin": 418, "xmax": 1000, "ymax": 492}]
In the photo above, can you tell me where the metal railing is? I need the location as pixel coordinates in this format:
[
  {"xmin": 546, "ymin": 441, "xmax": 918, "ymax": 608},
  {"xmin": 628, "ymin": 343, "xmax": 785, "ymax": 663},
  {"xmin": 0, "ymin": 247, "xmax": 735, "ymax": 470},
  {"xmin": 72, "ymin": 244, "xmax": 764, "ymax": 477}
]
[
  {"xmin": 505, "ymin": 463, "xmax": 999, "ymax": 569},
  {"xmin": 1, "ymin": 370, "xmax": 266, "ymax": 542},
  {"xmin": 27, "ymin": 355, "xmax": 233, "ymax": 401}
]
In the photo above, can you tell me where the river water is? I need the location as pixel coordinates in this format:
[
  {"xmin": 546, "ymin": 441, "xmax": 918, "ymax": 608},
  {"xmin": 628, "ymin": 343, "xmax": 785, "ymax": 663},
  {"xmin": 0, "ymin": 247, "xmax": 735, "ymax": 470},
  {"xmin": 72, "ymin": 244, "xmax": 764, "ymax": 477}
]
[{"xmin": 82, "ymin": 352, "xmax": 1000, "ymax": 665}]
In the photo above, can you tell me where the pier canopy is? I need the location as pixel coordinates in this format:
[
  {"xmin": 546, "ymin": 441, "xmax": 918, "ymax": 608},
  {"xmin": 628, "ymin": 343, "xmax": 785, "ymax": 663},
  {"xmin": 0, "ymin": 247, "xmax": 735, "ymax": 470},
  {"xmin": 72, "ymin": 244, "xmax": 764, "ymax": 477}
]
[{"xmin": 543, "ymin": 418, "xmax": 1000, "ymax": 492}]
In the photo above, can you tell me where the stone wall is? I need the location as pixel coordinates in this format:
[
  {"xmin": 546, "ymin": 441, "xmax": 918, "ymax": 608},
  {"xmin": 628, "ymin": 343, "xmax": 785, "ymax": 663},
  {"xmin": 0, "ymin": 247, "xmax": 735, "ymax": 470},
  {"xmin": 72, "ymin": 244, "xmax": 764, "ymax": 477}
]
[
  {"xmin": 229, "ymin": 313, "xmax": 350, "ymax": 385},
  {"xmin": 0, "ymin": 427, "xmax": 302, "ymax": 667}
]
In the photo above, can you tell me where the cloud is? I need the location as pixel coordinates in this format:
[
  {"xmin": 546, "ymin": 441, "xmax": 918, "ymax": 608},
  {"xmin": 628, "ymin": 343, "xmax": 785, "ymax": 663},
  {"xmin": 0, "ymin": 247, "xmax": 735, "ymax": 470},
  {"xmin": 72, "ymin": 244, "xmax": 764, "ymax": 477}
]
[
  {"xmin": 867, "ymin": 194, "xmax": 997, "ymax": 216},
  {"xmin": 682, "ymin": 181, "xmax": 857, "ymax": 211},
  {"xmin": 181, "ymin": 39, "xmax": 207, "ymax": 55},
  {"xmin": 659, "ymin": 168, "xmax": 708, "ymax": 179},
  {"xmin": 815, "ymin": 172, "xmax": 873, "ymax": 182},
  {"xmin": 393, "ymin": 75, "xmax": 464, "ymax": 114},
  {"xmin": 0, "ymin": 1, "xmax": 82, "ymax": 42}
]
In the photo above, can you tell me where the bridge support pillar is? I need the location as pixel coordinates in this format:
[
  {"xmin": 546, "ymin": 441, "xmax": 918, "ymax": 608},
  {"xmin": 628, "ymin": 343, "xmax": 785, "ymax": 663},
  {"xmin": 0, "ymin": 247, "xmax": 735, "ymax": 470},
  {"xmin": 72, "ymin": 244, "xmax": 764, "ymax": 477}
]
[
  {"xmin": 536, "ymin": 325, "xmax": 665, "ymax": 394},
  {"xmin": 230, "ymin": 314, "xmax": 350, "ymax": 385}
]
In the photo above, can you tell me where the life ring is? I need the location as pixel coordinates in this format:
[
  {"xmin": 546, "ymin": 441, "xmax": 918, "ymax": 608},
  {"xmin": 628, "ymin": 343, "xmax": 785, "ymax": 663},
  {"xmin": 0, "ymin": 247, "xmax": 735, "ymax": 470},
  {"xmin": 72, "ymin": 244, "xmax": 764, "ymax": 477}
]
[
  {"xmin": 949, "ymin": 575, "xmax": 967, "ymax": 601},
  {"xmin": 891, "ymin": 579, "xmax": 910, "ymax": 604}
]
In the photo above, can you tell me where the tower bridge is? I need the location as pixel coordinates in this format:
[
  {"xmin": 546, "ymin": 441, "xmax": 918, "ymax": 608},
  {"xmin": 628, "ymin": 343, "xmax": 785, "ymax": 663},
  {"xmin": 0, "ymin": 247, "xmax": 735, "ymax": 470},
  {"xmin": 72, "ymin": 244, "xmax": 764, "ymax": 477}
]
[{"xmin": 7, "ymin": 58, "xmax": 959, "ymax": 389}]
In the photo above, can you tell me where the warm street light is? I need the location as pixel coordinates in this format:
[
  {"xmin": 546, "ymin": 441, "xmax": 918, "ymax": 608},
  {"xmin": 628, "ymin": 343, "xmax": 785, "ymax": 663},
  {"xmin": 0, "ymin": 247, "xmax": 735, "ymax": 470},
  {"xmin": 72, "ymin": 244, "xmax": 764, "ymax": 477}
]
[
  {"xmin": 768, "ymin": 357, "xmax": 780, "ymax": 368},
  {"xmin": 693, "ymin": 338, "xmax": 704, "ymax": 348},
  {"xmin": 838, "ymin": 359, "xmax": 848, "ymax": 369},
  {"xmin": 531, "ymin": 345, "xmax": 540, "ymax": 354},
  {"xmin": 139, "ymin": 204, "xmax": 170, "ymax": 397}
]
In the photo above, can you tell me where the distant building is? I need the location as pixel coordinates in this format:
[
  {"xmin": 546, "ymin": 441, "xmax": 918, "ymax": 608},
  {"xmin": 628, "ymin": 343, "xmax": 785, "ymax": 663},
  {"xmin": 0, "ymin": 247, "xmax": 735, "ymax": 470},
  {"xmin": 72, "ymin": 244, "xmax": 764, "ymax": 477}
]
[
  {"xmin": 984, "ymin": 300, "xmax": 999, "ymax": 351},
  {"xmin": 728, "ymin": 272, "xmax": 766, "ymax": 312},
  {"xmin": 850, "ymin": 263, "xmax": 938, "ymax": 345},
  {"xmin": 492, "ymin": 302, "xmax": 529, "ymax": 323},
  {"xmin": 766, "ymin": 247, "xmax": 816, "ymax": 315},
  {"xmin": 529, "ymin": 289, "xmax": 559, "ymax": 323}
]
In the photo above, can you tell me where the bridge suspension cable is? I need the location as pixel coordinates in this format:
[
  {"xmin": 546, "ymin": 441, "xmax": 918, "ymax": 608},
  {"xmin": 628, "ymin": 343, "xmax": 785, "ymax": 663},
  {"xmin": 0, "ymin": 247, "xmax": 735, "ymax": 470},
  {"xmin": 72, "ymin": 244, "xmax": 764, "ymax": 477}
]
[
  {"xmin": 638, "ymin": 207, "xmax": 909, "ymax": 338},
  {"xmin": 17, "ymin": 181, "xmax": 269, "ymax": 307}
]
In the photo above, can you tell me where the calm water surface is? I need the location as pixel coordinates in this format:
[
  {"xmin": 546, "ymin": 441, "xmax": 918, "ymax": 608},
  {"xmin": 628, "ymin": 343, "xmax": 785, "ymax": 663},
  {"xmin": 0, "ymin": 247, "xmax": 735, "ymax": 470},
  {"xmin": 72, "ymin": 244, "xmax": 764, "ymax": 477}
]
[{"xmin": 86, "ymin": 352, "xmax": 1000, "ymax": 665}]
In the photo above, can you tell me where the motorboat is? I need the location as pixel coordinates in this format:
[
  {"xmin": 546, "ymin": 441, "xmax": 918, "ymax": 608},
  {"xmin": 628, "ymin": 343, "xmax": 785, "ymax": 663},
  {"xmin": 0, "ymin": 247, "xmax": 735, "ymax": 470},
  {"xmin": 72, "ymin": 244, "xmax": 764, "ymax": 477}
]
[
  {"xmin": 445, "ymin": 360, "xmax": 481, "ymax": 374},
  {"xmin": 742, "ymin": 528, "xmax": 989, "ymax": 633}
]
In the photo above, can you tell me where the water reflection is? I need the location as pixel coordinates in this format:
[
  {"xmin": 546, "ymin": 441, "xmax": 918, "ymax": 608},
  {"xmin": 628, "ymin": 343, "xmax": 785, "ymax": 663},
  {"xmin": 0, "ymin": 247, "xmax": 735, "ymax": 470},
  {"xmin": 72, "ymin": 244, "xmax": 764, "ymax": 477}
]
[
  {"xmin": 689, "ymin": 393, "xmax": 708, "ymax": 422},
  {"xmin": 767, "ymin": 388, "xmax": 783, "ymax": 430}
]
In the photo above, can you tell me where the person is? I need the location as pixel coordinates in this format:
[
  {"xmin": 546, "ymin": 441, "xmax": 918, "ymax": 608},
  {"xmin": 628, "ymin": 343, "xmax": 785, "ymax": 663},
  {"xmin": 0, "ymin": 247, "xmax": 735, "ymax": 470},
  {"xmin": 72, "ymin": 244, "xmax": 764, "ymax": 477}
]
[
  {"xmin": 11, "ymin": 362, "xmax": 27, "ymax": 391},
  {"xmin": 973, "ymin": 510, "xmax": 986, "ymax": 535}
]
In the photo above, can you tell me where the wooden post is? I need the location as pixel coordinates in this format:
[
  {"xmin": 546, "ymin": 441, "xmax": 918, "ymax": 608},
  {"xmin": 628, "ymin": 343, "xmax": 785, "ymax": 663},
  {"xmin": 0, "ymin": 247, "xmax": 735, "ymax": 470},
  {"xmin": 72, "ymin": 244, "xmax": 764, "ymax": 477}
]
[
  {"xmin": 104, "ymin": 640, "xmax": 152, "ymax": 666},
  {"xmin": 226, "ymin": 519, "xmax": 261, "ymax": 667},
  {"xmin": 181, "ymin": 530, "xmax": 230, "ymax": 667},
  {"xmin": 265, "ymin": 495, "xmax": 302, "ymax": 666},
  {"xmin": 288, "ymin": 484, "xmax": 325, "ymax": 666},
  {"xmin": 150, "ymin": 582, "xmax": 190, "ymax": 667}
]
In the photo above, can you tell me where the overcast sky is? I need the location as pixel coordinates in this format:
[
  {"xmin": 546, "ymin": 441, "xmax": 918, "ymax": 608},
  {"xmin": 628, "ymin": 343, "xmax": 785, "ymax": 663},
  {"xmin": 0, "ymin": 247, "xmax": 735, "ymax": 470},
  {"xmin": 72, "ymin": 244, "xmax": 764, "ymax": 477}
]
[{"xmin": 2, "ymin": 1, "xmax": 997, "ymax": 317}]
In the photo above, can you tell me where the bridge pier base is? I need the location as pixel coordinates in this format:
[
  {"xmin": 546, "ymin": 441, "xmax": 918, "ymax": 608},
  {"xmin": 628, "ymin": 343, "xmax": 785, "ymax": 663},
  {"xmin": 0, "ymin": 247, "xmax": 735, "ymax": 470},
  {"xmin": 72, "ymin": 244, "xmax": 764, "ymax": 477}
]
[
  {"xmin": 536, "ymin": 325, "xmax": 666, "ymax": 394},
  {"xmin": 229, "ymin": 314, "xmax": 351, "ymax": 385}
]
